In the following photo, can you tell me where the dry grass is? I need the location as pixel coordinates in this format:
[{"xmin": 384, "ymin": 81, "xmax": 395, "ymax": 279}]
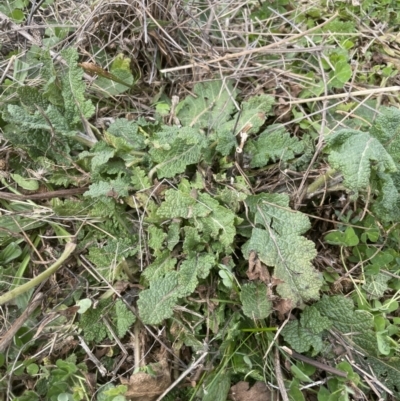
[{"xmin": 0, "ymin": 1, "xmax": 341, "ymax": 107}]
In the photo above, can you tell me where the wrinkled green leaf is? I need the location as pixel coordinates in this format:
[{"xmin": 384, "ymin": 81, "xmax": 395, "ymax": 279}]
[
  {"xmin": 247, "ymin": 124, "xmax": 303, "ymax": 168},
  {"xmin": 202, "ymin": 372, "xmax": 231, "ymax": 401},
  {"xmin": 177, "ymin": 80, "xmax": 237, "ymax": 129},
  {"xmin": 241, "ymin": 282, "xmax": 272, "ymax": 319},
  {"xmin": 362, "ymin": 273, "xmax": 391, "ymax": 299},
  {"xmin": 84, "ymin": 177, "xmax": 130, "ymax": 198},
  {"xmin": 216, "ymin": 94, "xmax": 274, "ymax": 156},
  {"xmin": 113, "ymin": 299, "xmax": 136, "ymax": 337},
  {"xmin": 281, "ymin": 306, "xmax": 331, "ymax": 355},
  {"xmin": 324, "ymin": 129, "xmax": 396, "ymax": 197},
  {"xmin": 60, "ymin": 47, "xmax": 95, "ymax": 124},
  {"xmin": 142, "ymin": 250, "xmax": 177, "ymax": 281},
  {"xmin": 242, "ymin": 193, "xmax": 322, "ymax": 304},
  {"xmin": 150, "ymin": 126, "xmax": 207, "ymax": 178},
  {"xmin": 315, "ymin": 295, "xmax": 373, "ymax": 333},
  {"xmin": 138, "ymin": 272, "xmax": 179, "ymax": 324}
]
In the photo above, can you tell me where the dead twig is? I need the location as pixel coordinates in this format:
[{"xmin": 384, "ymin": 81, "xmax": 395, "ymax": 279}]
[
  {"xmin": 154, "ymin": 350, "xmax": 209, "ymax": 401},
  {"xmin": 0, "ymin": 292, "xmax": 44, "ymax": 352},
  {"xmin": 274, "ymin": 345, "xmax": 290, "ymax": 401},
  {"xmin": 0, "ymin": 187, "xmax": 88, "ymax": 201}
]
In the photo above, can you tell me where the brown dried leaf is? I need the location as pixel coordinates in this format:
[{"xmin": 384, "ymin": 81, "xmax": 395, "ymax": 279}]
[
  {"xmin": 79, "ymin": 62, "xmax": 115, "ymax": 79},
  {"xmin": 113, "ymin": 280, "xmax": 131, "ymax": 293},
  {"xmin": 120, "ymin": 359, "xmax": 170, "ymax": 401},
  {"xmin": 274, "ymin": 298, "xmax": 293, "ymax": 317},
  {"xmin": 229, "ymin": 381, "xmax": 275, "ymax": 401},
  {"xmin": 270, "ymin": 276, "xmax": 285, "ymax": 287},
  {"xmin": 78, "ymin": 62, "xmax": 132, "ymax": 88},
  {"xmin": 247, "ymin": 251, "xmax": 270, "ymax": 283},
  {"xmin": 57, "ymin": 305, "xmax": 80, "ymax": 318}
]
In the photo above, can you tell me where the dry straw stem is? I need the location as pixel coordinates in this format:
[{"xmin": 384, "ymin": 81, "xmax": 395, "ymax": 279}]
[
  {"xmin": 0, "ymin": 241, "xmax": 76, "ymax": 306},
  {"xmin": 281, "ymin": 346, "xmax": 348, "ymax": 378},
  {"xmin": 0, "ymin": 11, "xmax": 51, "ymax": 53},
  {"xmin": 160, "ymin": 11, "xmax": 338, "ymax": 73},
  {"xmin": 346, "ymin": 355, "xmax": 394, "ymax": 396},
  {"xmin": 282, "ymin": 86, "xmax": 400, "ymax": 105},
  {"xmin": 154, "ymin": 351, "xmax": 208, "ymax": 401},
  {"xmin": 0, "ymin": 10, "xmax": 94, "ymax": 80},
  {"xmin": 274, "ymin": 345, "xmax": 289, "ymax": 401}
]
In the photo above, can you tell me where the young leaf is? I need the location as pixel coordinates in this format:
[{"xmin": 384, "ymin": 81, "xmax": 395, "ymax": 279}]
[
  {"xmin": 176, "ymin": 253, "xmax": 216, "ymax": 297},
  {"xmin": 247, "ymin": 124, "xmax": 304, "ymax": 168},
  {"xmin": 60, "ymin": 48, "xmax": 95, "ymax": 125},
  {"xmin": 79, "ymin": 299, "xmax": 112, "ymax": 342},
  {"xmin": 376, "ymin": 332, "xmax": 391, "ymax": 356},
  {"xmin": 166, "ymin": 222, "xmax": 180, "ymax": 251},
  {"xmin": 94, "ymin": 54, "xmax": 134, "ymax": 96},
  {"xmin": 149, "ymin": 126, "xmax": 207, "ymax": 178},
  {"xmin": 281, "ymin": 306, "xmax": 331, "ymax": 355},
  {"xmin": 216, "ymin": 94, "xmax": 275, "ymax": 156},
  {"xmin": 157, "ymin": 184, "xmax": 237, "ymax": 252},
  {"xmin": 362, "ymin": 273, "xmax": 391, "ymax": 299},
  {"xmin": 177, "ymin": 80, "xmax": 237, "ymax": 129},
  {"xmin": 106, "ymin": 118, "xmax": 147, "ymax": 151},
  {"xmin": 79, "ymin": 143, "xmax": 115, "ymax": 171},
  {"xmin": 183, "ymin": 226, "xmax": 205, "ymax": 254},
  {"xmin": 76, "ymin": 299, "xmax": 92, "ymax": 314},
  {"xmin": 241, "ymin": 282, "xmax": 272, "ymax": 319},
  {"xmin": 196, "ymin": 192, "xmax": 237, "ymax": 251},
  {"xmin": 11, "ymin": 173, "xmax": 39, "ymax": 191},
  {"xmin": 148, "ymin": 226, "xmax": 167, "ymax": 254},
  {"xmin": 131, "ymin": 167, "xmax": 151, "ymax": 190},
  {"xmin": 113, "ymin": 299, "xmax": 136, "ymax": 337},
  {"xmin": 137, "ymin": 272, "xmax": 180, "ymax": 324},
  {"xmin": 142, "ymin": 250, "xmax": 177, "ymax": 281},
  {"xmin": 329, "ymin": 60, "xmax": 352, "ymax": 88},
  {"xmin": 324, "ymin": 226, "xmax": 359, "ymax": 247}
]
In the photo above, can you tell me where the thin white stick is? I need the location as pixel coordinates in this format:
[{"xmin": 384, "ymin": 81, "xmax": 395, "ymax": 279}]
[
  {"xmin": 282, "ymin": 86, "xmax": 400, "ymax": 105},
  {"xmin": 155, "ymin": 351, "xmax": 208, "ymax": 401},
  {"xmin": 78, "ymin": 336, "xmax": 107, "ymax": 377}
]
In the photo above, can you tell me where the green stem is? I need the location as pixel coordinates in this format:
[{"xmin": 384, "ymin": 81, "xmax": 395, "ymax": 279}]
[
  {"xmin": 129, "ymin": 151, "xmax": 146, "ymax": 157},
  {"xmin": 148, "ymin": 165, "xmax": 159, "ymax": 181},
  {"xmin": 306, "ymin": 168, "xmax": 338, "ymax": 194},
  {"xmin": 126, "ymin": 158, "xmax": 144, "ymax": 167},
  {"xmin": 0, "ymin": 241, "xmax": 76, "ymax": 306},
  {"xmin": 74, "ymin": 132, "xmax": 98, "ymax": 148}
]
